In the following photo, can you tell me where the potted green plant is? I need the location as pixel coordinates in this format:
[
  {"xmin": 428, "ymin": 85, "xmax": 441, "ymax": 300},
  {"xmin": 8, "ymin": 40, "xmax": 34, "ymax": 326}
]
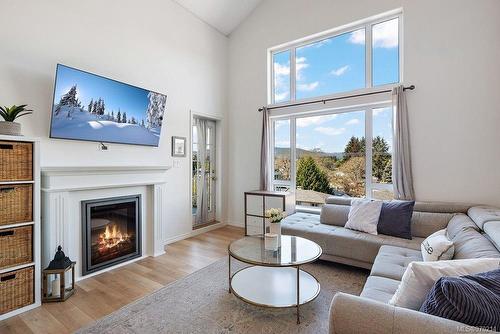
[
  {"xmin": 0, "ymin": 105, "xmax": 32, "ymax": 136},
  {"xmin": 265, "ymin": 208, "xmax": 285, "ymax": 246}
]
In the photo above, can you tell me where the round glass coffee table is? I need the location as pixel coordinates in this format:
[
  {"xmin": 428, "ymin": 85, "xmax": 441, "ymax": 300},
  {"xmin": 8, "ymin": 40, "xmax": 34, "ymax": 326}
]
[{"xmin": 228, "ymin": 235, "xmax": 322, "ymax": 324}]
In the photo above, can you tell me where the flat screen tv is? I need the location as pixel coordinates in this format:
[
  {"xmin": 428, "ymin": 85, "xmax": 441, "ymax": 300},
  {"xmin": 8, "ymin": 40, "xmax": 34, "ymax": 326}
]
[{"xmin": 49, "ymin": 64, "xmax": 166, "ymax": 147}]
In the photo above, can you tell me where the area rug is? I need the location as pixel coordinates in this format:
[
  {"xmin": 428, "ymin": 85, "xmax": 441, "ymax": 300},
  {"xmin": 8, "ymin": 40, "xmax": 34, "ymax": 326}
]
[{"xmin": 77, "ymin": 259, "xmax": 368, "ymax": 334}]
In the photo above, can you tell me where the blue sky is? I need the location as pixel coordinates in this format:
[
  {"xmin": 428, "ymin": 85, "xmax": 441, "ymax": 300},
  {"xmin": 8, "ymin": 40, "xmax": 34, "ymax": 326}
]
[
  {"xmin": 54, "ymin": 64, "xmax": 150, "ymax": 122},
  {"xmin": 273, "ymin": 18, "xmax": 398, "ymax": 153}
]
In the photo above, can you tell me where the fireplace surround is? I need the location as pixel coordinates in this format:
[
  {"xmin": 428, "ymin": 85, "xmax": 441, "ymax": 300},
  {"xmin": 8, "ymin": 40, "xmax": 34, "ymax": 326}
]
[{"xmin": 81, "ymin": 195, "xmax": 142, "ymax": 276}]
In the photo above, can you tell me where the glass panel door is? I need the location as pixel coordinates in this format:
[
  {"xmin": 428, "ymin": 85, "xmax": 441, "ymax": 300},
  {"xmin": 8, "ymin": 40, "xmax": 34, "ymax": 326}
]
[{"xmin": 192, "ymin": 118, "xmax": 216, "ymax": 227}]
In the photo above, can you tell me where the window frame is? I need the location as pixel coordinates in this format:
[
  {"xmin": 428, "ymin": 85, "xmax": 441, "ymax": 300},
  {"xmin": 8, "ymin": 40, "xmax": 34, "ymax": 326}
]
[
  {"xmin": 270, "ymin": 101, "xmax": 394, "ymax": 200},
  {"xmin": 269, "ymin": 11, "xmax": 402, "ymax": 106}
]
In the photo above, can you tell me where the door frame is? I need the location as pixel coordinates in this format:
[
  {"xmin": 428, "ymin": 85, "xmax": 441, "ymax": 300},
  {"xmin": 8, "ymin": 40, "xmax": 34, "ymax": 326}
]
[{"xmin": 189, "ymin": 110, "xmax": 223, "ymax": 228}]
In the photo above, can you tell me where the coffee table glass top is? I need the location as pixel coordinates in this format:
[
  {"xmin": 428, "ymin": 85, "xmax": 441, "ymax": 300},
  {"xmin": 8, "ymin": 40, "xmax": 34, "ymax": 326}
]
[{"xmin": 228, "ymin": 235, "xmax": 322, "ymax": 267}]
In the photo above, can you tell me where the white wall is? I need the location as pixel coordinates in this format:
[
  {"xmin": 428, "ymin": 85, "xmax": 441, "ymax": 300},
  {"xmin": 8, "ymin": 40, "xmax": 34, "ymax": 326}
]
[
  {"xmin": 227, "ymin": 0, "xmax": 500, "ymax": 226},
  {"xmin": 0, "ymin": 0, "xmax": 228, "ymax": 239}
]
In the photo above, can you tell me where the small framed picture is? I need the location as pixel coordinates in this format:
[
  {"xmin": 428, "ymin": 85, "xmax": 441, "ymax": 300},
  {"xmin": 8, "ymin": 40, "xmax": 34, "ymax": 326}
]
[{"xmin": 171, "ymin": 136, "xmax": 186, "ymax": 157}]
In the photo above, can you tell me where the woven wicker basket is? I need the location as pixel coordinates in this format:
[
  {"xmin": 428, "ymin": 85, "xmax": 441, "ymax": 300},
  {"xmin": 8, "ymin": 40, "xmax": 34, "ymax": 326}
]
[
  {"xmin": 0, "ymin": 266, "xmax": 34, "ymax": 315},
  {"xmin": 0, "ymin": 141, "xmax": 33, "ymax": 181},
  {"xmin": 0, "ymin": 225, "xmax": 33, "ymax": 270},
  {"xmin": 0, "ymin": 184, "xmax": 33, "ymax": 226}
]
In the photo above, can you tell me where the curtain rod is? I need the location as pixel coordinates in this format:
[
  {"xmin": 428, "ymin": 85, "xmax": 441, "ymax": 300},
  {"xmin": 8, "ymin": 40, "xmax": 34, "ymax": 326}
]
[{"xmin": 258, "ymin": 85, "xmax": 415, "ymax": 112}]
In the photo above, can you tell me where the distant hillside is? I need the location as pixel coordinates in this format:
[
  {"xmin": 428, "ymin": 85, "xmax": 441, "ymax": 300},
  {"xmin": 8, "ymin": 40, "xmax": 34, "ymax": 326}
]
[{"xmin": 275, "ymin": 147, "xmax": 344, "ymax": 160}]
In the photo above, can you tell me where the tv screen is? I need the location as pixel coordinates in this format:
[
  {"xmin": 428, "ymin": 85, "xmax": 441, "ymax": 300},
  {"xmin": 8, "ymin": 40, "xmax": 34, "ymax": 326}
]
[{"xmin": 49, "ymin": 64, "xmax": 166, "ymax": 147}]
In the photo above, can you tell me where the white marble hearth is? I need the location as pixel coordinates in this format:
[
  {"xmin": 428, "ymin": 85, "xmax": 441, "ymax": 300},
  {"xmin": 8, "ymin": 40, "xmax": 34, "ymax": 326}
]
[{"xmin": 41, "ymin": 166, "xmax": 171, "ymax": 280}]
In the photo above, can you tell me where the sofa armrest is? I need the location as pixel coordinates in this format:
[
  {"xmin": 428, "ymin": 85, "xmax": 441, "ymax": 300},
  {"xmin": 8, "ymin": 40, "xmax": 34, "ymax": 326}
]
[{"xmin": 329, "ymin": 293, "xmax": 492, "ymax": 334}]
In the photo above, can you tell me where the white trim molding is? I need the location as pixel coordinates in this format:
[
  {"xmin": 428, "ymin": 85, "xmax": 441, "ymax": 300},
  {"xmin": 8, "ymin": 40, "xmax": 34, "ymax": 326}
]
[{"xmin": 41, "ymin": 166, "xmax": 171, "ymax": 280}]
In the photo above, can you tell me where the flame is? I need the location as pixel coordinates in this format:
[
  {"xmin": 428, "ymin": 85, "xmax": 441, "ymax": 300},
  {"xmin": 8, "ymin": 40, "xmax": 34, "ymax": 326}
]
[{"xmin": 97, "ymin": 224, "xmax": 130, "ymax": 252}]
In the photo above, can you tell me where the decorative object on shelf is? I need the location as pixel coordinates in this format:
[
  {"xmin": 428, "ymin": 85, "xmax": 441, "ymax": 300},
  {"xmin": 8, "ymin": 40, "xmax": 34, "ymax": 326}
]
[
  {"xmin": 264, "ymin": 233, "xmax": 279, "ymax": 251},
  {"xmin": 266, "ymin": 208, "xmax": 285, "ymax": 247},
  {"xmin": 42, "ymin": 246, "xmax": 76, "ymax": 303},
  {"xmin": 171, "ymin": 136, "xmax": 186, "ymax": 157},
  {"xmin": 0, "ymin": 105, "xmax": 32, "ymax": 136}
]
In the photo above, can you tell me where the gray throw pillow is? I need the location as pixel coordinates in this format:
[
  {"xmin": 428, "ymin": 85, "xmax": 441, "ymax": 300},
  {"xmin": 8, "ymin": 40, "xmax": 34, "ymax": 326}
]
[{"xmin": 377, "ymin": 200, "xmax": 415, "ymax": 239}]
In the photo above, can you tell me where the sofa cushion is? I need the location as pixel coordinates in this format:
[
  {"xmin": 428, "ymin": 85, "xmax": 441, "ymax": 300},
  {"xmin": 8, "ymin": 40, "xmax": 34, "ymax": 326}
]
[
  {"xmin": 446, "ymin": 214, "xmax": 479, "ymax": 240},
  {"xmin": 468, "ymin": 206, "xmax": 500, "ymax": 230},
  {"xmin": 370, "ymin": 245, "xmax": 422, "ymax": 281},
  {"xmin": 484, "ymin": 222, "xmax": 500, "ymax": 251},
  {"xmin": 360, "ymin": 276, "xmax": 401, "ymax": 303},
  {"xmin": 283, "ymin": 217, "xmax": 424, "ymax": 264},
  {"xmin": 377, "ymin": 200, "xmax": 415, "ymax": 239},
  {"xmin": 413, "ymin": 201, "xmax": 472, "ymax": 214},
  {"xmin": 320, "ymin": 204, "xmax": 349, "ymax": 227},
  {"xmin": 410, "ymin": 211, "xmax": 454, "ymax": 238},
  {"xmin": 449, "ymin": 225, "xmax": 500, "ymax": 259}
]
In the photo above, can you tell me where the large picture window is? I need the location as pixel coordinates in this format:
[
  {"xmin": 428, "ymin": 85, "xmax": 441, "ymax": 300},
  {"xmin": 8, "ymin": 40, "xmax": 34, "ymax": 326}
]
[
  {"xmin": 270, "ymin": 13, "xmax": 400, "ymax": 104},
  {"xmin": 269, "ymin": 11, "xmax": 401, "ymax": 207},
  {"xmin": 271, "ymin": 105, "xmax": 393, "ymax": 206}
]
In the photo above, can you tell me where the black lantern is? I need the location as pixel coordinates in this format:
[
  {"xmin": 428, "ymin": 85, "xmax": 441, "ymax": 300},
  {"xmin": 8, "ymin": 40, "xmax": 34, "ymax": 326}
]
[{"xmin": 42, "ymin": 246, "xmax": 76, "ymax": 302}]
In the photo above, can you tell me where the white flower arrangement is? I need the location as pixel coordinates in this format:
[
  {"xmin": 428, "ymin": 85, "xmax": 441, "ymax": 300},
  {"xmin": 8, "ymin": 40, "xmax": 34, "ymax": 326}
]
[{"xmin": 265, "ymin": 208, "xmax": 285, "ymax": 223}]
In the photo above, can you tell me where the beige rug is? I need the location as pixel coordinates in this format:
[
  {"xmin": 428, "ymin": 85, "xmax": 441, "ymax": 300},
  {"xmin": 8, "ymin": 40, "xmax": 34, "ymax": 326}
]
[{"xmin": 77, "ymin": 258, "xmax": 368, "ymax": 334}]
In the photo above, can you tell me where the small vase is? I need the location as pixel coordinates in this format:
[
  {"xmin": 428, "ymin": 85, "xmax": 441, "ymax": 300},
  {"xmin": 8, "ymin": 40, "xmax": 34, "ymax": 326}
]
[
  {"xmin": 0, "ymin": 121, "xmax": 21, "ymax": 136},
  {"xmin": 269, "ymin": 222, "xmax": 281, "ymax": 247}
]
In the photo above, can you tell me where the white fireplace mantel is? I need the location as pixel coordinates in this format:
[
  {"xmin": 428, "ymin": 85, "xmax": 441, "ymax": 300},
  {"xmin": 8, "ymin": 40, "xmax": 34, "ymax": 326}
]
[{"xmin": 41, "ymin": 165, "xmax": 171, "ymax": 280}]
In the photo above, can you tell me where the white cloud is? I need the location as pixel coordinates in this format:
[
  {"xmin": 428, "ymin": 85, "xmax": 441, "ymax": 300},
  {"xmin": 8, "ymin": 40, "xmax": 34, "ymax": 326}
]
[
  {"xmin": 274, "ymin": 91, "xmax": 289, "ymax": 102},
  {"xmin": 372, "ymin": 19, "xmax": 398, "ymax": 48},
  {"xmin": 348, "ymin": 29, "xmax": 365, "ymax": 45},
  {"xmin": 297, "ymin": 81, "xmax": 319, "ymax": 92},
  {"xmin": 314, "ymin": 126, "xmax": 346, "ymax": 136},
  {"xmin": 348, "ymin": 19, "xmax": 398, "ymax": 49},
  {"xmin": 331, "ymin": 65, "xmax": 350, "ymax": 76},
  {"xmin": 273, "ymin": 61, "xmax": 290, "ymax": 102},
  {"xmin": 295, "ymin": 57, "xmax": 309, "ymax": 80},
  {"xmin": 345, "ymin": 118, "xmax": 360, "ymax": 125},
  {"xmin": 296, "ymin": 114, "xmax": 337, "ymax": 128}
]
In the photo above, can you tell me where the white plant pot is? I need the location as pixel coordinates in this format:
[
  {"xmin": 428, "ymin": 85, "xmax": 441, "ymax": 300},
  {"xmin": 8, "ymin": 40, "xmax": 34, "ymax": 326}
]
[
  {"xmin": 269, "ymin": 222, "xmax": 282, "ymax": 247},
  {"xmin": 0, "ymin": 121, "xmax": 21, "ymax": 136}
]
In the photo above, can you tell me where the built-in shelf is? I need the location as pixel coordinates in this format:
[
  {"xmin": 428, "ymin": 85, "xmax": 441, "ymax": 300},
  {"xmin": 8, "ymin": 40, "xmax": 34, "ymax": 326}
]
[
  {"xmin": 0, "ymin": 180, "xmax": 35, "ymax": 185},
  {"xmin": 0, "ymin": 262, "xmax": 35, "ymax": 275},
  {"xmin": 0, "ymin": 221, "xmax": 35, "ymax": 230},
  {"xmin": 0, "ymin": 135, "xmax": 41, "ymax": 321}
]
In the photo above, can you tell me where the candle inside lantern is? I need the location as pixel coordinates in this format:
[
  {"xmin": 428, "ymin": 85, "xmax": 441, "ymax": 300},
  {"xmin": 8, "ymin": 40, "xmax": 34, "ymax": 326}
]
[{"xmin": 51, "ymin": 276, "xmax": 61, "ymax": 298}]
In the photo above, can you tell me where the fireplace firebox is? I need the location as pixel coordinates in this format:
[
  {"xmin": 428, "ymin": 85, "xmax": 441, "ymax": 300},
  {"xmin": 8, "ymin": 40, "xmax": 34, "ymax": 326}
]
[{"xmin": 81, "ymin": 195, "xmax": 141, "ymax": 276}]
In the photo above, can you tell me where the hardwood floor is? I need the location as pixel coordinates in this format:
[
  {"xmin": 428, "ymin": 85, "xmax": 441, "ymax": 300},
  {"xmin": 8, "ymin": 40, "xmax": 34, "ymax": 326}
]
[{"xmin": 0, "ymin": 226, "xmax": 244, "ymax": 334}]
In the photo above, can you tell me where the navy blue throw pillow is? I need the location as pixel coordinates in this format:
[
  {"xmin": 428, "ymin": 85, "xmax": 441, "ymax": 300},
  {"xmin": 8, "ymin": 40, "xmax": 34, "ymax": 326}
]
[
  {"xmin": 420, "ymin": 269, "xmax": 500, "ymax": 331},
  {"xmin": 377, "ymin": 200, "xmax": 415, "ymax": 239}
]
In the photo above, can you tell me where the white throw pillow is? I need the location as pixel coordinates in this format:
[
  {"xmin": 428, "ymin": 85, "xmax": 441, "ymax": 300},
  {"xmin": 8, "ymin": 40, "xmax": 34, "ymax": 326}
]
[
  {"xmin": 389, "ymin": 258, "xmax": 500, "ymax": 310},
  {"xmin": 421, "ymin": 229, "xmax": 454, "ymax": 261},
  {"xmin": 344, "ymin": 199, "xmax": 382, "ymax": 235}
]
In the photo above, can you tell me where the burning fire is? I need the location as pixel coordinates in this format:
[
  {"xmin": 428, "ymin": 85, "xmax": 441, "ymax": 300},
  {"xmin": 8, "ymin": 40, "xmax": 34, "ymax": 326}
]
[{"xmin": 97, "ymin": 224, "xmax": 130, "ymax": 252}]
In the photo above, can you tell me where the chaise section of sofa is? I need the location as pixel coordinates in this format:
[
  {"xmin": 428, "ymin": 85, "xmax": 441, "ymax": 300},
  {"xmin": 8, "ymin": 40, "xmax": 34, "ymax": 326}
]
[
  {"xmin": 281, "ymin": 197, "xmax": 472, "ymax": 268},
  {"xmin": 282, "ymin": 197, "xmax": 500, "ymax": 333}
]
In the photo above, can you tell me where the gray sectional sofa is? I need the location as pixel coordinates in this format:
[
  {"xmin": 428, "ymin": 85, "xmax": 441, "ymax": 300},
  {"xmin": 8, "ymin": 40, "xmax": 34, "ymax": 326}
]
[{"xmin": 281, "ymin": 197, "xmax": 500, "ymax": 334}]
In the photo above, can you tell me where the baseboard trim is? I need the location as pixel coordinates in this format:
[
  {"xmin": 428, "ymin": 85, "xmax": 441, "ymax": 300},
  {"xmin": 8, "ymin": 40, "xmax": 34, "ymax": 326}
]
[{"xmin": 163, "ymin": 221, "xmax": 228, "ymax": 246}]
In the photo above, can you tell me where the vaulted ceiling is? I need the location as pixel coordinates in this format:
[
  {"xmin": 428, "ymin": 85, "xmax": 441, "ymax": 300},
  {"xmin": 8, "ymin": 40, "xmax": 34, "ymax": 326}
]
[{"xmin": 173, "ymin": 0, "xmax": 263, "ymax": 36}]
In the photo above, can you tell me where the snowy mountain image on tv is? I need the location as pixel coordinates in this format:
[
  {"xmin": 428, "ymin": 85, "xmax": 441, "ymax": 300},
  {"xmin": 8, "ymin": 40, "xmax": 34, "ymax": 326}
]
[{"xmin": 50, "ymin": 64, "xmax": 166, "ymax": 146}]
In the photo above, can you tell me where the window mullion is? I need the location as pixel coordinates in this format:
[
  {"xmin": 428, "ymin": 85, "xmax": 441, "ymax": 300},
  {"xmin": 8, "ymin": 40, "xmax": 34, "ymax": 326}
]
[
  {"xmin": 366, "ymin": 23, "xmax": 373, "ymax": 89},
  {"xmin": 290, "ymin": 116, "xmax": 297, "ymax": 193},
  {"xmin": 290, "ymin": 48, "xmax": 297, "ymax": 102},
  {"xmin": 365, "ymin": 108, "xmax": 373, "ymax": 198}
]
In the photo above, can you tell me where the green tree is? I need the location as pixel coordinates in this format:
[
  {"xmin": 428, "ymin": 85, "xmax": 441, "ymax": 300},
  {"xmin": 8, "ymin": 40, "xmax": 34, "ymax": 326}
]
[
  {"xmin": 344, "ymin": 136, "xmax": 361, "ymax": 159},
  {"xmin": 382, "ymin": 158, "xmax": 392, "ymax": 183},
  {"xmin": 296, "ymin": 156, "xmax": 331, "ymax": 194},
  {"xmin": 372, "ymin": 136, "xmax": 390, "ymax": 181}
]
